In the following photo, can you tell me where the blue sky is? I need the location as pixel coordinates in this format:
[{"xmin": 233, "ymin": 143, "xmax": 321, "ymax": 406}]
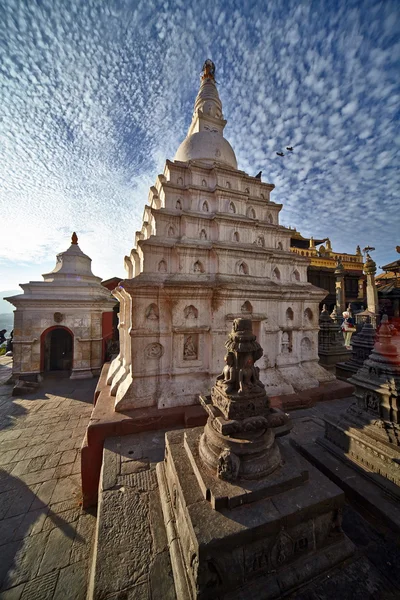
[{"xmin": 1, "ymin": 0, "xmax": 399, "ymax": 306}]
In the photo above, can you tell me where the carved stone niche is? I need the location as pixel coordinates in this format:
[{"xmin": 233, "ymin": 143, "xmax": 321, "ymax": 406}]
[
  {"xmin": 157, "ymin": 318, "xmax": 354, "ymax": 600},
  {"xmin": 145, "ymin": 303, "xmax": 159, "ymax": 321},
  {"xmin": 184, "ymin": 305, "xmax": 198, "ymax": 319}
]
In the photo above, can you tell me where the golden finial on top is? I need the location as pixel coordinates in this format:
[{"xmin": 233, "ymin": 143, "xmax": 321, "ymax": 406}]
[
  {"xmin": 71, "ymin": 232, "xmax": 78, "ymax": 245},
  {"xmin": 201, "ymin": 59, "xmax": 216, "ymax": 81}
]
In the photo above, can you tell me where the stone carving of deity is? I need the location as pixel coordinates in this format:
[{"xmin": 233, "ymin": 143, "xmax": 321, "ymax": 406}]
[
  {"xmin": 217, "ymin": 449, "xmax": 240, "ymax": 481},
  {"xmin": 216, "ymin": 352, "xmax": 236, "ymax": 394},
  {"xmin": 256, "ymin": 236, "xmax": 264, "ymax": 247},
  {"xmin": 158, "ymin": 260, "xmax": 167, "ymax": 273},
  {"xmin": 238, "ymin": 354, "xmax": 264, "ymax": 395},
  {"xmin": 183, "ymin": 335, "xmax": 197, "ymax": 360},
  {"xmin": 145, "ymin": 304, "xmax": 159, "ymax": 320},
  {"xmin": 193, "ymin": 261, "xmax": 202, "ymax": 273},
  {"xmin": 270, "ymin": 530, "xmax": 294, "ymax": 568}
]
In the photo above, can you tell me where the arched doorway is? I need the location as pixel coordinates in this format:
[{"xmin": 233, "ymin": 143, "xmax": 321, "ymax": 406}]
[{"xmin": 41, "ymin": 327, "xmax": 73, "ymax": 373}]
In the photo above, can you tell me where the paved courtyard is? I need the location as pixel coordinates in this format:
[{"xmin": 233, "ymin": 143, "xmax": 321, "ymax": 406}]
[
  {"xmin": 2, "ymin": 355, "xmax": 400, "ymax": 600},
  {"xmin": 0, "ymin": 356, "xmax": 97, "ymax": 600}
]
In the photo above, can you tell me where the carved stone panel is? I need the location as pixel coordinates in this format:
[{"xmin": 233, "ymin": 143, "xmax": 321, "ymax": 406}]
[
  {"xmin": 145, "ymin": 342, "xmax": 164, "ymax": 359},
  {"xmin": 183, "ymin": 334, "xmax": 198, "ymax": 360}
]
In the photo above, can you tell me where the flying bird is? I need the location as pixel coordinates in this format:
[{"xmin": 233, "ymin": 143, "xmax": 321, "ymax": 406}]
[
  {"xmin": 276, "ymin": 152, "xmax": 284, "ymax": 157},
  {"xmin": 286, "ymin": 147, "xmax": 293, "ymax": 151},
  {"xmin": 255, "ymin": 171, "xmax": 262, "ymax": 179}
]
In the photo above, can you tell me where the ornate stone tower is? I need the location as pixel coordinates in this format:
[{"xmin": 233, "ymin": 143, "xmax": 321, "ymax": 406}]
[
  {"xmin": 107, "ymin": 60, "xmax": 333, "ymax": 411},
  {"xmin": 157, "ymin": 319, "xmax": 354, "ymax": 599}
]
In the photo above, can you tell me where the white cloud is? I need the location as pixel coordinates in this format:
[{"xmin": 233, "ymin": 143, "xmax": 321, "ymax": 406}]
[{"xmin": 0, "ymin": 0, "xmax": 399, "ymax": 287}]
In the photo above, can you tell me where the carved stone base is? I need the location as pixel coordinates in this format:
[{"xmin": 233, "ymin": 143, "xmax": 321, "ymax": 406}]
[
  {"xmin": 335, "ymin": 360, "xmax": 359, "ymax": 381},
  {"xmin": 319, "ymin": 348, "xmax": 351, "ymax": 370},
  {"xmin": 320, "ymin": 405, "xmax": 400, "ymax": 496},
  {"xmin": 199, "ymin": 418, "xmax": 282, "ymax": 483},
  {"xmin": 158, "ymin": 429, "xmax": 354, "ymax": 600}
]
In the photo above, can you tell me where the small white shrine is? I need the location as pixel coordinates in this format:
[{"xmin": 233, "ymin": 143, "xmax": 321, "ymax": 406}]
[
  {"xmin": 6, "ymin": 233, "xmax": 116, "ymax": 381},
  {"xmin": 108, "ymin": 60, "xmax": 333, "ymax": 411}
]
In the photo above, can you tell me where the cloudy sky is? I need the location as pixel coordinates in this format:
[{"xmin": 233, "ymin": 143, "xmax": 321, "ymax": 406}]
[{"xmin": 1, "ymin": 0, "xmax": 399, "ymax": 303}]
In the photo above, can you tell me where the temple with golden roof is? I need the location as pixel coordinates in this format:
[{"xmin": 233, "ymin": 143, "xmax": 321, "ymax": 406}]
[{"xmin": 290, "ymin": 231, "xmax": 365, "ymax": 309}]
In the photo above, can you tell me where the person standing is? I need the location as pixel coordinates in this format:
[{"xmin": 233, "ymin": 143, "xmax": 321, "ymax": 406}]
[{"xmin": 341, "ymin": 312, "xmax": 356, "ymax": 349}]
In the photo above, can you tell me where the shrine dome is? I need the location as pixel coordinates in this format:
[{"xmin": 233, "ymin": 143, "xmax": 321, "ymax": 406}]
[
  {"xmin": 42, "ymin": 232, "xmax": 102, "ymax": 284},
  {"xmin": 174, "ymin": 130, "xmax": 237, "ymax": 169}
]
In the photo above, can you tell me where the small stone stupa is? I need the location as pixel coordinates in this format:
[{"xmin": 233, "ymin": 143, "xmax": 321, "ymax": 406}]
[
  {"xmin": 157, "ymin": 319, "xmax": 354, "ymax": 599},
  {"xmin": 335, "ymin": 316, "xmax": 376, "ymax": 380},
  {"xmin": 355, "ymin": 251, "xmax": 379, "ymax": 328},
  {"xmin": 322, "ymin": 315, "xmax": 400, "ymax": 493},
  {"xmin": 318, "ymin": 304, "xmax": 350, "ymax": 370}
]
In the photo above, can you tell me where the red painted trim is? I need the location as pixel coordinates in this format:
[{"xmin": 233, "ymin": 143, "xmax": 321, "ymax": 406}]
[{"xmin": 40, "ymin": 325, "xmax": 74, "ymax": 372}]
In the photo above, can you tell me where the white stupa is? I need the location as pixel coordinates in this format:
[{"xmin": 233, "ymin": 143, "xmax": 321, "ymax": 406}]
[{"xmin": 108, "ymin": 60, "xmax": 333, "ymax": 411}]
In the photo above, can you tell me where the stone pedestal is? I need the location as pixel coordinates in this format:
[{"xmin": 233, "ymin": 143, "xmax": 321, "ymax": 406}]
[
  {"xmin": 158, "ymin": 432, "xmax": 353, "ymax": 600},
  {"xmin": 336, "ymin": 318, "xmax": 376, "ymax": 380},
  {"xmin": 157, "ymin": 318, "xmax": 354, "ymax": 599}
]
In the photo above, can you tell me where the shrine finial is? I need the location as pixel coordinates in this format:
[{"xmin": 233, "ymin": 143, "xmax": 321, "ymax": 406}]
[
  {"xmin": 71, "ymin": 232, "xmax": 78, "ymax": 245},
  {"xmin": 201, "ymin": 59, "xmax": 215, "ymax": 81}
]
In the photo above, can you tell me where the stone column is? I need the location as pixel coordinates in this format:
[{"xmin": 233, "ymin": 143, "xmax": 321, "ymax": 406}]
[
  {"xmin": 334, "ymin": 259, "xmax": 346, "ymax": 317},
  {"xmin": 364, "ymin": 253, "xmax": 379, "ymax": 316}
]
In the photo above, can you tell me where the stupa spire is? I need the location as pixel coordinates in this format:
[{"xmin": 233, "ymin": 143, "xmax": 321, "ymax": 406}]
[
  {"xmin": 187, "ymin": 59, "xmax": 225, "ymax": 137},
  {"xmin": 174, "ymin": 60, "xmax": 238, "ymax": 169}
]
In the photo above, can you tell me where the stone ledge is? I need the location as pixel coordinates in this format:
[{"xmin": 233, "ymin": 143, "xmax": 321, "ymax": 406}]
[
  {"xmin": 292, "ymin": 438, "xmax": 400, "ymax": 534},
  {"xmin": 271, "ymin": 379, "xmax": 354, "ymax": 411},
  {"xmin": 81, "ymin": 379, "xmax": 206, "ymax": 508}
]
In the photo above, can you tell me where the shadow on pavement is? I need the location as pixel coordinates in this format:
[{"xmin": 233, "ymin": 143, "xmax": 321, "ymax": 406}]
[{"xmin": 0, "ymin": 469, "xmax": 86, "ymax": 592}]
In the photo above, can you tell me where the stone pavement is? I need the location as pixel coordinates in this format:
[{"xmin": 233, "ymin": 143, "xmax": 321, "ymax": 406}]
[{"xmin": 0, "ymin": 356, "xmax": 97, "ymax": 600}]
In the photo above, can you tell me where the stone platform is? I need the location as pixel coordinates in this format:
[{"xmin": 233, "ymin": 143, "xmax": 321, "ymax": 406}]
[
  {"xmin": 159, "ymin": 428, "xmax": 354, "ymax": 599},
  {"xmin": 87, "ymin": 405, "xmax": 400, "ymax": 600},
  {"xmin": 82, "ymin": 363, "xmax": 354, "ymax": 507}
]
